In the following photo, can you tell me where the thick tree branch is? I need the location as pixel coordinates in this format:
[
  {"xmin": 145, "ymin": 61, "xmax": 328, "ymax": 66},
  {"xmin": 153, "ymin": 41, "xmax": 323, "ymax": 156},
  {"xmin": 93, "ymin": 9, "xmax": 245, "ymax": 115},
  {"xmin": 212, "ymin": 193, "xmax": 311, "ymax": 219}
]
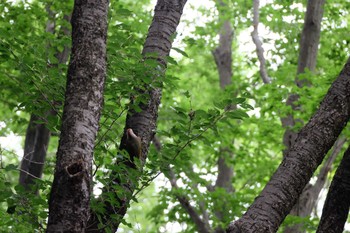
[
  {"xmin": 227, "ymin": 57, "xmax": 350, "ymax": 232},
  {"xmin": 283, "ymin": 1, "xmax": 326, "ymax": 231},
  {"xmin": 317, "ymin": 145, "xmax": 350, "ymax": 233}
]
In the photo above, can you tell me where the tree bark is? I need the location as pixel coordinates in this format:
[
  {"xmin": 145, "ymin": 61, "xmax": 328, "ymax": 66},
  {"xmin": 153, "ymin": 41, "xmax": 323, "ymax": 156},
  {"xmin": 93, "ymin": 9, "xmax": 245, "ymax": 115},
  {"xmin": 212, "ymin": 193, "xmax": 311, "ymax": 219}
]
[
  {"xmin": 297, "ymin": 0, "xmax": 325, "ymax": 81},
  {"xmin": 316, "ymin": 145, "xmax": 350, "ymax": 233},
  {"xmin": 284, "ymin": 137, "xmax": 346, "ymax": 233},
  {"xmin": 283, "ymin": 1, "xmax": 326, "ymax": 231},
  {"xmin": 19, "ymin": 114, "xmax": 52, "ymax": 191},
  {"xmin": 86, "ymin": 0, "xmax": 187, "ymax": 232},
  {"xmin": 46, "ymin": 0, "xmax": 109, "ymax": 232},
  {"xmin": 226, "ymin": 56, "xmax": 350, "ymax": 232}
]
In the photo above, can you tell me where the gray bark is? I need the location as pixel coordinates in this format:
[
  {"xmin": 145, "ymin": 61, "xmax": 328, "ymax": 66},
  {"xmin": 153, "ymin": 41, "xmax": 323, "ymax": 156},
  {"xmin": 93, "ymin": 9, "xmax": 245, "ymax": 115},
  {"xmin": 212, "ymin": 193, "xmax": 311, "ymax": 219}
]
[
  {"xmin": 46, "ymin": 0, "xmax": 109, "ymax": 231},
  {"xmin": 227, "ymin": 57, "xmax": 350, "ymax": 232},
  {"xmin": 86, "ymin": 0, "xmax": 187, "ymax": 232},
  {"xmin": 297, "ymin": 0, "xmax": 326, "ymax": 82}
]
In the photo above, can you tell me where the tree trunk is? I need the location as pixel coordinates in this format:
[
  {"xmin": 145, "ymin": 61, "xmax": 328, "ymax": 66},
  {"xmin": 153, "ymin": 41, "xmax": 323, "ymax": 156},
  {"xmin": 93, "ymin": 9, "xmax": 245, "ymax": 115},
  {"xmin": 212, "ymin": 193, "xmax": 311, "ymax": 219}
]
[
  {"xmin": 316, "ymin": 145, "xmax": 350, "ymax": 233},
  {"xmin": 19, "ymin": 114, "xmax": 52, "ymax": 191},
  {"xmin": 19, "ymin": 11, "xmax": 70, "ymax": 193},
  {"xmin": 212, "ymin": 2, "xmax": 235, "ymax": 232},
  {"xmin": 297, "ymin": 0, "xmax": 325, "ymax": 80},
  {"xmin": 283, "ymin": 1, "xmax": 326, "ymax": 232},
  {"xmin": 86, "ymin": 0, "xmax": 187, "ymax": 232},
  {"xmin": 46, "ymin": 0, "xmax": 109, "ymax": 232},
  {"xmin": 226, "ymin": 56, "xmax": 350, "ymax": 232}
]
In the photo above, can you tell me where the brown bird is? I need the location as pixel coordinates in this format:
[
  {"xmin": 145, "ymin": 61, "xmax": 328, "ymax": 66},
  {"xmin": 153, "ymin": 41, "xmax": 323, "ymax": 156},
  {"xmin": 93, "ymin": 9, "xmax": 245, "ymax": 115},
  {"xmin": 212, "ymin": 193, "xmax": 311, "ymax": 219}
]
[{"xmin": 125, "ymin": 128, "xmax": 142, "ymax": 160}]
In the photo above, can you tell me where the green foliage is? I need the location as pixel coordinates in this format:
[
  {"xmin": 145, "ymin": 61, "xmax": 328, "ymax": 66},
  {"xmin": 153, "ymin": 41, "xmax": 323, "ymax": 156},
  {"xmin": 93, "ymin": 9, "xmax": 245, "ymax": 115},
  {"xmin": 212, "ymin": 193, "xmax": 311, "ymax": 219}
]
[{"xmin": 0, "ymin": 0, "xmax": 350, "ymax": 232}]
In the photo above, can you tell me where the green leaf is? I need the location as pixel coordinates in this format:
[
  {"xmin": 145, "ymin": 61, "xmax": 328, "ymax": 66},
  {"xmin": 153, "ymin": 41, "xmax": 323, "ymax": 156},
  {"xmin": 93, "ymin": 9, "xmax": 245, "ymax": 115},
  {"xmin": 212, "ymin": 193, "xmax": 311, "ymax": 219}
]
[
  {"xmin": 225, "ymin": 109, "xmax": 249, "ymax": 119},
  {"xmin": 172, "ymin": 47, "xmax": 189, "ymax": 57}
]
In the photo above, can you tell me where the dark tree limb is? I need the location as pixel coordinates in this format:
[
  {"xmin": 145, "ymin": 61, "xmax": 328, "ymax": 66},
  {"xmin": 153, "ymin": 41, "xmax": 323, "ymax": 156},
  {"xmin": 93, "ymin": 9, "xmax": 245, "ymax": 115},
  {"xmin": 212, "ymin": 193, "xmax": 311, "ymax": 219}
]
[
  {"xmin": 316, "ymin": 145, "xmax": 350, "ymax": 233},
  {"xmin": 284, "ymin": 137, "xmax": 346, "ymax": 232},
  {"xmin": 227, "ymin": 57, "xmax": 350, "ymax": 232}
]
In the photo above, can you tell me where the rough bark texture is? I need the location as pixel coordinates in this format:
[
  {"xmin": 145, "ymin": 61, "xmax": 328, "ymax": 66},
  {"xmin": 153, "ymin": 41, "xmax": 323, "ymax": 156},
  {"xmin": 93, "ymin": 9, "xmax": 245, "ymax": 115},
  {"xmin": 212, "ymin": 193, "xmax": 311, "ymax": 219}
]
[
  {"xmin": 86, "ymin": 0, "xmax": 187, "ymax": 232},
  {"xmin": 316, "ymin": 146, "xmax": 350, "ymax": 233},
  {"xmin": 283, "ymin": 1, "xmax": 326, "ymax": 231},
  {"xmin": 284, "ymin": 137, "xmax": 346, "ymax": 233},
  {"xmin": 46, "ymin": 0, "xmax": 109, "ymax": 232},
  {"xmin": 226, "ymin": 57, "xmax": 350, "ymax": 232}
]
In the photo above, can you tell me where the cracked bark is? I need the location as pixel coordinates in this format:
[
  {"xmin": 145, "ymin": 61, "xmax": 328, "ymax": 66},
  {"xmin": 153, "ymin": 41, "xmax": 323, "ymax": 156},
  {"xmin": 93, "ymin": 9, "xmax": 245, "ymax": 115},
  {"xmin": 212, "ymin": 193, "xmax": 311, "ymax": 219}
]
[
  {"xmin": 86, "ymin": 1, "xmax": 187, "ymax": 232},
  {"xmin": 227, "ymin": 57, "xmax": 350, "ymax": 232},
  {"xmin": 46, "ymin": 0, "xmax": 109, "ymax": 232}
]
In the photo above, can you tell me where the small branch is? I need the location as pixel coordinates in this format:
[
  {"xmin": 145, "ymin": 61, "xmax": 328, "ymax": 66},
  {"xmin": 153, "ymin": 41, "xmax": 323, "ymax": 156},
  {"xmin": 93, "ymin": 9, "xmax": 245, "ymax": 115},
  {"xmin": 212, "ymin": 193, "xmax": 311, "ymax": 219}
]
[
  {"xmin": 251, "ymin": 0, "xmax": 270, "ymax": 84},
  {"xmin": 153, "ymin": 136, "xmax": 211, "ymax": 233},
  {"xmin": 17, "ymin": 168, "xmax": 42, "ymax": 180},
  {"xmin": 165, "ymin": 168, "xmax": 211, "ymax": 233}
]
